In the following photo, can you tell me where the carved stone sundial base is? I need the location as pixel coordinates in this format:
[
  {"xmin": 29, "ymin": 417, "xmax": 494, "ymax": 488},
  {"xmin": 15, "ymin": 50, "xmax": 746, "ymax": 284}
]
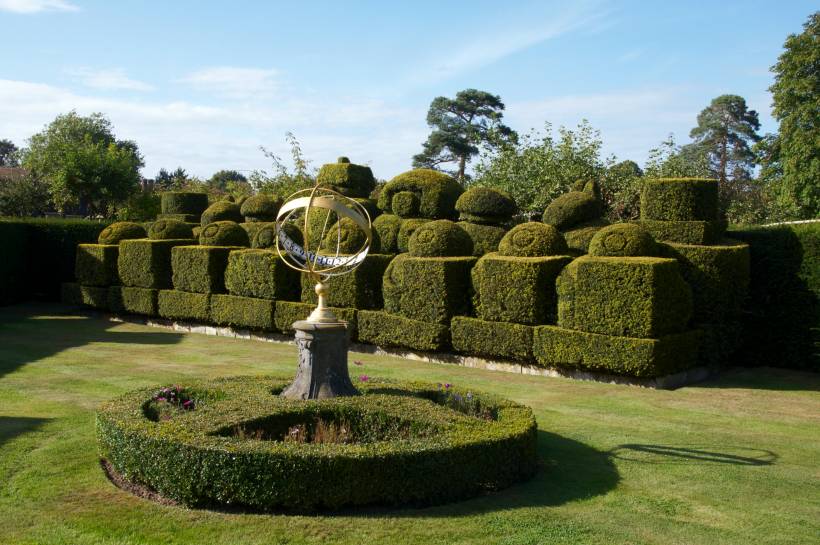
[{"xmin": 281, "ymin": 320, "xmax": 359, "ymax": 400}]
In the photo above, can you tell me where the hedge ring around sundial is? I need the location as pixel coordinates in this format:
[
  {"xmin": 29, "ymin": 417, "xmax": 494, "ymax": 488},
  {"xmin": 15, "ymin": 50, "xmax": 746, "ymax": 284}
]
[{"xmin": 275, "ymin": 185, "xmax": 372, "ymax": 324}]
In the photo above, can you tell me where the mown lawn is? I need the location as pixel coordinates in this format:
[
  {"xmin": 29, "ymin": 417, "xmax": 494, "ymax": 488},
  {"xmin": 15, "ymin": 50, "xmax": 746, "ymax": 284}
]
[{"xmin": 0, "ymin": 303, "xmax": 818, "ymax": 545}]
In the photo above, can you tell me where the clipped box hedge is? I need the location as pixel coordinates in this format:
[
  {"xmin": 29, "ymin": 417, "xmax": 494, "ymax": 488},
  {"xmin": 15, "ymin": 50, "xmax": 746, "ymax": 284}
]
[
  {"xmin": 157, "ymin": 290, "xmax": 210, "ymax": 322},
  {"xmin": 451, "ymin": 316, "xmax": 534, "ymax": 362},
  {"xmin": 274, "ymin": 301, "xmax": 357, "ymax": 339},
  {"xmin": 641, "ymin": 178, "xmax": 719, "ymax": 221},
  {"xmin": 358, "ymin": 310, "xmax": 451, "ymax": 352},
  {"xmin": 377, "ymin": 169, "xmax": 463, "ymax": 219},
  {"xmin": 156, "ymin": 213, "xmax": 200, "ymax": 224},
  {"xmin": 171, "ymin": 246, "xmax": 237, "ymax": 294},
  {"xmin": 458, "ymin": 222, "xmax": 507, "ymax": 256},
  {"xmin": 383, "ymin": 255, "xmax": 476, "ymax": 324},
  {"xmin": 534, "ymin": 325, "xmax": 701, "ymax": 377},
  {"xmin": 472, "ymin": 253, "xmax": 571, "ymax": 325},
  {"xmin": 301, "ymin": 254, "xmax": 393, "ymax": 309},
  {"xmin": 118, "ymin": 239, "xmax": 192, "ymax": 289},
  {"xmin": 75, "ymin": 244, "xmax": 119, "ymax": 287},
  {"xmin": 641, "ymin": 219, "xmax": 726, "ymax": 245},
  {"xmin": 210, "ymin": 294, "xmax": 275, "ymax": 330},
  {"xmin": 108, "ymin": 286, "xmax": 158, "ymax": 316},
  {"xmin": 224, "ymin": 249, "xmax": 300, "ymax": 301},
  {"xmin": 160, "ymin": 192, "xmax": 208, "ymax": 216},
  {"xmin": 62, "ymin": 283, "xmax": 109, "ymax": 310},
  {"xmin": 557, "ymin": 256, "xmax": 693, "ymax": 338}
]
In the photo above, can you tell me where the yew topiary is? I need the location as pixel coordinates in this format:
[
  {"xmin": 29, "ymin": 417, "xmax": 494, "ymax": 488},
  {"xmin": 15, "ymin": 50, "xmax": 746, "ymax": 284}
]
[
  {"xmin": 240, "ymin": 194, "xmax": 282, "ymax": 222},
  {"xmin": 408, "ymin": 220, "xmax": 473, "ymax": 257},
  {"xmin": 588, "ymin": 223, "xmax": 658, "ymax": 257},
  {"xmin": 148, "ymin": 219, "xmax": 194, "ymax": 240},
  {"xmin": 199, "ymin": 221, "xmax": 250, "ymax": 247},
  {"xmin": 201, "ymin": 201, "xmax": 243, "ymax": 226},
  {"xmin": 455, "ymin": 187, "xmax": 516, "ymax": 225},
  {"xmin": 498, "ymin": 222, "xmax": 568, "ymax": 257},
  {"xmin": 97, "ymin": 222, "xmax": 146, "ymax": 245}
]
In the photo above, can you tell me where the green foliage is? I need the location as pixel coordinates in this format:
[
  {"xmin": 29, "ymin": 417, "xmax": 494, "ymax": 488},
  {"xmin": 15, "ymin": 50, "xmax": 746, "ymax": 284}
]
[
  {"xmin": 474, "ymin": 121, "xmax": 609, "ymax": 214},
  {"xmin": 562, "ymin": 219, "xmax": 610, "ymax": 255},
  {"xmin": 118, "ymin": 239, "xmax": 190, "ymax": 289},
  {"xmin": 107, "ymin": 286, "xmax": 158, "ymax": 316},
  {"xmin": 316, "ymin": 158, "xmax": 376, "ymax": 198},
  {"xmin": 0, "ymin": 222, "xmax": 28, "ymax": 305},
  {"xmin": 160, "ymin": 192, "xmax": 208, "ymax": 216},
  {"xmin": 378, "ymin": 169, "xmax": 463, "ymax": 219},
  {"xmin": 62, "ymin": 282, "xmax": 109, "ymax": 309},
  {"xmin": 171, "ymin": 246, "xmax": 235, "ymax": 294},
  {"xmin": 0, "ymin": 138, "xmax": 19, "ymax": 166},
  {"xmin": 372, "ymin": 214, "xmax": 402, "ymax": 253},
  {"xmin": 60, "ymin": 282, "xmax": 82, "ymax": 306},
  {"xmin": 542, "ymin": 191, "xmax": 602, "ymax": 230},
  {"xmin": 557, "ymin": 256, "xmax": 693, "ymax": 338},
  {"xmin": 602, "ymin": 160, "xmax": 644, "ymax": 222},
  {"xmin": 0, "ymin": 171, "xmax": 51, "ymax": 217},
  {"xmin": 455, "ymin": 187, "xmax": 516, "ymax": 224},
  {"xmin": 148, "ymin": 219, "xmax": 193, "ymax": 241},
  {"xmin": 97, "ymin": 221, "xmax": 146, "ymax": 245},
  {"xmin": 641, "ymin": 219, "xmax": 726, "ymax": 245},
  {"xmin": 588, "ymin": 224, "xmax": 657, "ymax": 257},
  {"xmin": 200, "ymin": 201, "xmax": 243, "ymax": 226},
  {"xmin": 240, "ymin": 194, "xmax": 281, "ymax": 222},
  {"xmin": 75, "ymin": 244, "xmax": 119, "ymax": 286},
  {"xmin": 198, "ymin": 221, "xmax": 249, "ymax": 247},
  {"xmin": 413, "ymin": 89, "xmax": 516, "ymax": 181},
  {"xmin": 249, "ymin": 132, "xmax": 316, "ymax": 198},
  {"xmin": 534, "ymin": 325, "xmax": 701, "ymax": 377},
  {"xmin": 358, "ymin": 310, "xmax": 451, "ymax": 351},
  {"xmin": 391, "ymin": 191, "xmax": 420, "ymax": 218},
  {"xmin": 457, "ymin": 222, "xmax": 507, "ymax": 256},
  {"xmin": 208, "ymin": 170, "xmax": 247, "ymax": 192},
  {"xmin": 498, "ymin": 222, "xmax": 567, "ymax": 257},
  {"xmin": 640, "ymin": 178, "xmax": 720, "ymax": 221},
  {"xmin": 643, "ymin": 135, "xmax": 712, "ymax": 180},
  {"xmin": 157, "ymin": 289, "xmax": 210, "ymax": 321},
  {"xmin": 96, "ymin": 376, "xmax": 537, "ymax": 510},
  {"xmin": 224, "ymin": 249, "xmax": 300, "ymax": 301},
  {"xmin": 210, "ymin": 294, "xmax": 275, "ymax": 330},
  {"xmin": 451, "ymin": 317, "xmax": 534, "ymax": 361},
  {"xmin": 383, "ymin": 255, "xmax": 476, "ymax": 324},
  {"xmin": 397, "ymin": 218, "xmax": 431, "ymax": 253},
  {"xmin": 115, "ymin": 189, "xmax": 161, "ymax": 222},
  {"xmin": 300, "ymin": 254, "xmax": 393, "ymax": 309},
  {"xmin": 274, "ymin": 301, "xmax": 357, "ymax": 338},
  {"xmin": 22, "ymin": 111, "xmax": 143, "ymax": 215},
  {"xmin": 408, "ymin": 220, "xmax": 473, "ymax": 257},
  {"xmin": 320, "ymin": 217, "xmax": 368, "ymax": 254},
  {"xmin": 472, "ymin": 253, "xmax": 571, "ymax": 325},
  {"xmin": 767, "ymin": 12, "xmax": 820, "ymax": 219}
]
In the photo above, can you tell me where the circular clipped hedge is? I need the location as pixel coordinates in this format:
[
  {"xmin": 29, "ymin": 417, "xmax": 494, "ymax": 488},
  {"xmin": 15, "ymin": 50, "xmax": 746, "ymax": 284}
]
[
  {"xmin": 409, "ymin": 219, "xmax": 473, "ymax": 257},
  {"xmin": 588, "ymin": 223, "xmax": 658, "ymax": 257},
  {"xmin": 161, "ymin": 192, "xmax": 209, "ymax": 216},
  {"xmin": 498, "ymin": 222, "xmax": 568, "ymax": 257},
  {"xmin": 397, "ymin": 218, "xmax": 431, "ymax": 253},
  {"xmin": 98, "ymin": 222, "xmax": 146, "ymax": 245},
  {"xmin": 391, "ymin": 191, "xmax": 421, "ymax": 218},
  {"xmin": 251, "ymin": 222, "xmax": 303, "ymax": 250},
  {"xmin": 377, "ymin": 169, "xmax": 463, "ymax": 219},
  {"xmin": 201, "ymin": 201, "xmax": 243, "ymax": 226},
  {"xmin": 199, "ymin": 221, "xmax": 250, "ymax": 247},
  {"xmin": 373, "ymin": 214, "xmax": 402, "ymax": 253},
  {"xmin": 542, "ymin": 191, "xmax": 602, "ymax": 230},
  {"xmin": 455, "ymin": 187, "xmax": 516, "ymax": 225},
  {"xmin": 241, "ymin": 194, "xmax": 282, "ymax": 222},
  {"xmin": 97, "ymin": 376, "xmax": 537, "ymax": 510},
  {"xmin": 321, "ymin": 217, "xmax": 368, "ymax": 254},
  {"xmin": 148, "ymin": 219, "xmax": 194, "ymax": 240}
]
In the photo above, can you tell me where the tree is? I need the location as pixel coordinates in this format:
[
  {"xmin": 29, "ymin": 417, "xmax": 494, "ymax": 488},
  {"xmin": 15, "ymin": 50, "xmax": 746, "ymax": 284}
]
[
  {"xmin": 413, "ymin": 89, "xmax": 516, "ymax": 182},
  {"xmin": 688, "ymin": 94, "xmax": 761, "ymax": 187},
  {"xmin": 23, "ymin": 111, "xmax": 143, "ymax": 215},
  {"xmin": 0, "ymin": 139, "xmax": 19, "ymax": 167},
  {"xmin": 0, "ymin": 171, "xmax": 50, "ymax": 216},
  {"xmin": 603, "ymin": 159, "xmax": 644, "ymax": 221},
  {"xmin": 767, "ymin": 11, "xmax": 820, "ymax": 219},
  {"xmin": 209, "ymin": 169, "xmax": 247, "ymax": 191},
  {"xmin": 249, "ymin": 132, "xmax": 316, "ymax": 198},
  {"xmin": 644, "ymin": 134, "xmax": 712, "ymax": 179},
  {"xmin": 154, "ymin": 167, "xmax": 190, "ymax": 190}
]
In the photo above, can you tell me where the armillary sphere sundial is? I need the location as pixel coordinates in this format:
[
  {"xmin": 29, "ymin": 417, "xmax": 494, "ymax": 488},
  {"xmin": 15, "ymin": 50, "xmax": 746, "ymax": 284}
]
[{"xmin": 274, "ymin": 184, "xmax": 372, "ymax": 399}]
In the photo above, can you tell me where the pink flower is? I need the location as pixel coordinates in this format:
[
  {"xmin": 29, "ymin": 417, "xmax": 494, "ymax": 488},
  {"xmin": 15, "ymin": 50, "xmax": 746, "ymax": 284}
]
[{"xmin": 359, "ymin": 375, "xmax": 369, "ymax": 382}]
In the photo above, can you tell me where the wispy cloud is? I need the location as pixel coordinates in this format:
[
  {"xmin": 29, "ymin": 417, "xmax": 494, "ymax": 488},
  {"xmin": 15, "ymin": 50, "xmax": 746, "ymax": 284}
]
[
  {"xmin": 0, "ymin": 0, "xmax": 78, "ymax": 13},
  {"xmin": 67, "ymin": 68, "xmax": 154, "ymax": 92},
  {"xmin": 179, "ymin": 67, "xmax": 280, "ymax": 99}
]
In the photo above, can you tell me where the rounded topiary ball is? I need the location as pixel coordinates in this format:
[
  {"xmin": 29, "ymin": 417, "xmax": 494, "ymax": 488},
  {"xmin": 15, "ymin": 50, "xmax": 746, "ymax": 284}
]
[
  {"xmin": 320, "ymin": 217, "xmax": 368, "ymax": 254},
  {"xmin": 455, "ymin": 187, "xmax": 516, "ymax": 224},
  {"xmin": 199, "ymin": 221, "xmax": 250, "ymax": 247},
  {"xmin": 498, "ymin": 222, "xmax": 568, "ymax": 257},
  {"xmin": 252, "ymin": 222, "xmax": 303, "ymax": 250},
  {"xmin": 397, "ymin": 218, "xmax": 431, "ymax": 253},
  {"xmin": 392, "ymin": 191, "xmax": 420, "ymax": 218},
  {"xmin": 148, "ymin": 219, "xmax": 194, "ymax": 240},
  {"xmin": 201, "ymin": 201, "xmax": 243, "ymax": 226},
  {"xmin": 542, "ymin": 191, "xmax": 602, "ymax": 230},
  {"xmin": 408, "ymin": 219, "xmax": 473, "ymax": 257},
  {"xmin": 588, "ymin": 223, "xmax": 658, "ymax": 257},
  {"xmin": 98, "ymin": 222, "xmax": 146, "ymax": 245},
  {"xmin": 240, "ymin": 194, "xmax": 282, "ymax": 222}
]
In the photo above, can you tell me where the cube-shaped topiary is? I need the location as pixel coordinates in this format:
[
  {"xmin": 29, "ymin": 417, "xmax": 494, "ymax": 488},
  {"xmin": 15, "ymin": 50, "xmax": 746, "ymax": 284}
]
[
  {"xmin": 171, "ymin": 246, "xmax": 237, "ymax": 294},
  {"xmin": 301, "ymin": 254, "xmax": 394, "ymax": 309},
  {"xmin": 108, "ymin": 286, "xmax": 158, "ymax": 316},
  {"xmin": 161, "ymin": 192, "xmax": 208, "ymax": 216},
  {"xmin": 641, "ymin": 178, "xmax": 719, "ymax": 222},
  {"xmin": 97, "ymin": 222, "xmax": 146, "ymax": 245},
  {"xmin": 75, "ymin": 244, "xmax": 119, "ymax": 286},
  {"xmin": 157, "ymin": 289, "xmax": 210, "ymax": 321},
  {"xmin": 118, "ymin": 239, "xmax": 192, "ymax": 289},
  {"xmin": 156, "ymin": 213, "xmax": 200, "ymax": 223},
  {"xmin": 274, "ymin": 301, "xmax": 357, "ymax": 339},
  {"xmin": 316, "ymin": 157, "xmax": 376, "ymax": 198},
  {"xmin": 641, "ymin": 219, "xmax": 726, "ymax": 245},
  {"xmin": 557, "ymin": 256, "xmax": 693, "ymax": 338},
  {"xmin": 240, "ymin": 194, "xmax": 281, "ymax": 222},
  {"xmin": 451, "ymin": 316, "xmax": 534, "ymax": 362},
  {"xmin": 455, "ymin": 187, "xmax": 516, "ymax": 225},
  {"xmin": 201, "ymin": 201, "xmax": 243, "ymax": 226},
  {"xmin": 533, "ymin": 325, "xmax": 701, "ymax": 378},
  {"xmin": 224, "ymin": 249, "xmax": 301, "ymax": 301},
  {"xmin": 377, "ymin": 169, "xmax": 463, "ymax": 219},
  {"xmin": 60, "ymin": 282, "xmax": 109, "ymax": 309},
  {"xmin": 210, "ymin": 294, "xmax": 275, "ymax": 330},
  {"xmin": 357, "ymin": 310, "xmax": 450, "ymax": 352},
  {"xmin": 148, "ymin": 219, "xmax": 194, "ymax": 240}
]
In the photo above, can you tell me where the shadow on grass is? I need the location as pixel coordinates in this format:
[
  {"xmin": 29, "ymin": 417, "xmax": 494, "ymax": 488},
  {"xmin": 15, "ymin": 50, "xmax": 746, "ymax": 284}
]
[
  {"xmin": 0, "ymin": 416, "xmax": 51, "ymax": 450},
  {"xmin": 0, "ymin": 303, "xmax": 183, "ymax": 380},
  {"xmin": 609, "ymin": 444, "xmax": 777, "ymax": 466},
  {"xmin": 696, "ymin": 366, "xmax": 820, "ymax": 392}
]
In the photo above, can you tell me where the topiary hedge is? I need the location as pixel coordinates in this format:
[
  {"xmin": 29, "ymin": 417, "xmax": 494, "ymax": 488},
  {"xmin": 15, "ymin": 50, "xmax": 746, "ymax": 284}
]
[
  {"xmin": 224, "ymin": 249, "xmax": 301, "ymax": 301},
  {"xmin": 640, "ymin": 178, "xmax": 719, "ymax": 221},
  {"xmin": 542, "ymin": 192, "xmax": 602, "ymax": 230},
  {"xmin": 210, "ymin": 294, "xmax": 276, "ymax": 330},
  {"xmin": 161, "ymin": 192, "xmax": 209, "ymax": 216},
  {"xmin": 455, "ymin": 187, "xmax": 516, "ymax": 225},
  {"xmin": 149, "ymin": 219, "xmax": 194, "ymax": 241},
  {"xmin": 301, "ymin": 254, "xmax": 393, "ymax": 310},
  {"xmin": 397, "ymin": 218, "xmax": 431, "ymax": 253},
  {"xmin": 108, "ymin": 286, "xmax": 158, "ymax": 316},
  {"xmin": 408, "ymin": 220, "xmax": 473, "ymax": 257},
  {"xmin": 372, "ymin": 214, "xmax": 402, "ymax": 254},
  {"xmin": 199, "ymin": 221, "xmax": 250, "ymax": 247},
  {"xmin": 316, "ymin": 158, "xmax": 376, "ymax": 198},
  {"xmin": 75, "ymin": 244, "xmax": 120, "ymax": 287},
  {"xmin": 641, "ymin": 219, "xmax": 726, "ymax": 245},
  {"xmin": 172, "ymin": 246, "xmax": 237, "ymax": 294},
  {"xmin": 157, "ymin": 289, "xmax": 210, "ymax": 321},
  {"xmin": 241, "ymin": 194, "xmax": 282, "ymax": 222},
  {"xmin": 118, "ymin": 239, "xmax": 192, "ymax": 289},
  {"xmin": 201, "ymin": 201, "xmax": 243, "ymax": 226},
  {"xmin": 588, "ymin": 223, "xmax": 657, "ymax": 257},
  {"xmin": 358, "ymin": 310, "xmax": 452, "ymax": 351},
  {"xmin": 377, "ymin": 169, "xmax": 463, "ymax": 219},
  {"xmin": 498, "ymin": 222, "xmax": 567, "ymax": 258},
  {"xmin": 451, "ymin": 317, "xmax": 534, "ymax": 362},
  {"xmin": 274, "ymin": 301, "xmax": 358, "ymax": 339},
  {"xmin": 457, "ymin": 222, "xmax": 507, "ymax": 256},
  {"xmin": 96, "ymin": 376, "xmax": 537, "ymax": 510},
  {"xmin": 97, "ymin": 222, "xmax": 146, "ymax": 245}
]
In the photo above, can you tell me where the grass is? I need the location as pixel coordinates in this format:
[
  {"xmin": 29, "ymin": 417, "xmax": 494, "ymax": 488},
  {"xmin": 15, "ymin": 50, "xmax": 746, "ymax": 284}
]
[{"xmin": 1, "ymin": 303, "xmax": 819, "ymax": 545}]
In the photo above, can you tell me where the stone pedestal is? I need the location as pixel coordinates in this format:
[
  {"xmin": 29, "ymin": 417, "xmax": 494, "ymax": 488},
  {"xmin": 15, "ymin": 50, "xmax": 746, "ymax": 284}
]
[{"xmin": 281, "ymin": 320, "xmax": 359, "ymax": 399}]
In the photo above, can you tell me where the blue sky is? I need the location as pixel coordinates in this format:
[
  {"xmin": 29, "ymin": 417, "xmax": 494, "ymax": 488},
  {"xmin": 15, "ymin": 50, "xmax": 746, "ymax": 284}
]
[{"xmin": 0, "ymin": 0, "xmax": 816, "ymax": 180}]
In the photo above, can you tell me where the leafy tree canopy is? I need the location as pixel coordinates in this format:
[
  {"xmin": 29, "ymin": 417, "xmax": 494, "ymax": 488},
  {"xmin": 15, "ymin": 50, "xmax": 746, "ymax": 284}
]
[
  {"xmin": 0, "ymin": 139, "xmax": 19, "ymax": 167},
  {"xmin": 209, "ymin": 169, "xmax": 247, "ymax": 191},
  {"xmin": 249, "ymin": 132, "xmax": 316, "ymax": 198}
]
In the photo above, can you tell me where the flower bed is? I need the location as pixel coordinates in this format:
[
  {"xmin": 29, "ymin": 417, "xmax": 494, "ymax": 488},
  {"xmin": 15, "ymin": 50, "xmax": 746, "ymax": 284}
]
[{"xmin": 96, "ymin": 376, "xmax": 538, "ymax": 510}]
